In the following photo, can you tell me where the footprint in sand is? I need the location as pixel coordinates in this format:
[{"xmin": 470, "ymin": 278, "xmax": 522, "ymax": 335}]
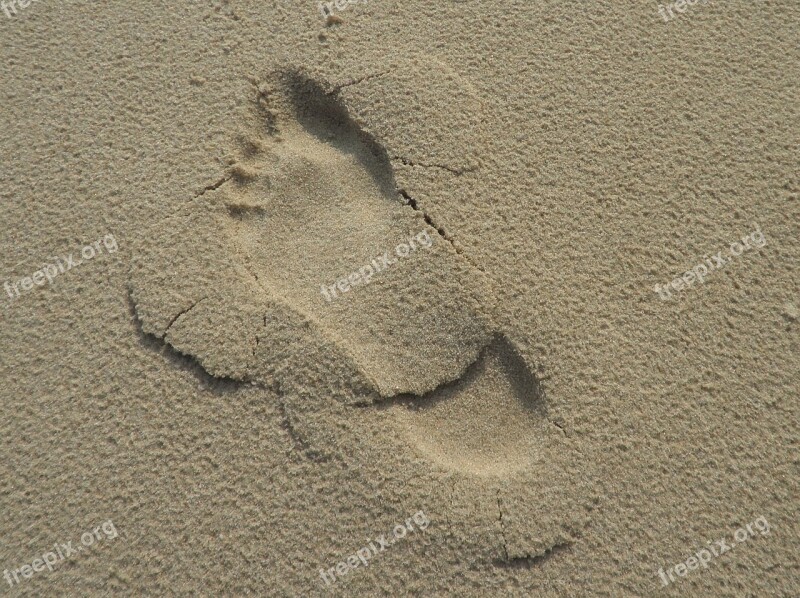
[
  {"xmin": 128, "ymin": 55, "xmax": 553, "ymax": 475},
  {"xmin": 128, "ymin": 58, "xmax": 589, "ymax": 563},
  {"xmin": 129, "ymin": 63, "xmax": 496, "ymax": 399}
]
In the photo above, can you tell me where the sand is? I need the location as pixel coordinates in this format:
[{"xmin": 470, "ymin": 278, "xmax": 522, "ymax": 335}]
[{"xmin": 1, "ymin": 0, "xmax": 798, "ymax": 596}]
